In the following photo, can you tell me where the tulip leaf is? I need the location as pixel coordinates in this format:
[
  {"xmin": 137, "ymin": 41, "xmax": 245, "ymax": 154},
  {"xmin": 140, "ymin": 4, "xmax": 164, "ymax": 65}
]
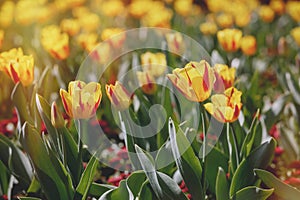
[
  {"xmin": 139, "ymin": 181, "xmax": 157, "ymax": 200},
  {"xmin": 231, "ymin": 186, "xmax": 274, "ymax": 200},
  {"xmin": 126, "ymin": 170, "xmax": 146, "ymax": 198},
  {"xmin": 99, "ymin": 180, "xmax": 130, "ymax": 200},
  {"xmin": 285, "ymin": 72, "xmax": 300, "ymax": 105},
  {"xmin": 135, "ymin": 144, "xmax": 188, "ymax": 200},
  {"xmin": 255, "ymin": 169, "xmax": 300, "ymax": 200},
  {"xmin": 216, "ymin": 167, "xmax": 229, "ymax": 200},
  {"xmin": 229, "ymin": 138, "xmax": 276, "ymax": 197},
  {"xmin": 0, "ymin": 159, "xmax": 9, "ymax": 195},
  {"xmin": 27, "ymin": 176, "xmax": 40, "ymax": 194},
  {"xmin": 88, "ymin": 183, "xmax": 116, "ymax": 199},
  {"xmin": 22, "ymin": 122, "xmax": 74, "ymax": 200},
  {"xmin": 168, "ymin": 118, "xmax": 204, "ymax": 200},
  {"xmin": 155, "ymin": 141, "xmax": 175, "ymax": 175},
  {"xmin": 75, "ymin": 155, "xmax": 98, "ymax": 200}
]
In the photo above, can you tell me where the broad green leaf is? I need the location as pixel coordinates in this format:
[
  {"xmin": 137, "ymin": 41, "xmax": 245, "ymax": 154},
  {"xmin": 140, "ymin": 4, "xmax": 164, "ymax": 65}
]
[
  {"xmin": 139, "ymin": 181, "xmax": 156, "ymax": 200},
  {"xmin": 168, "ymin": 119, "xmax": 204, "ymax": 200},
  {"xmin": 0, "ymin": 159, "xmax": 9, "ymax": 195},
  {"xmin": 27, "ymin": 176, "xmax": 40, "ymax": 194},
  {"xmin": 75, "ymin": 156, "xmax": 98, "ymax": 200},
  {"xmin": 99, "ymin": 180, "xmax": 130, "ymax": 200},
  {"xmin": 229, "ymin": 138, "xmax": 276, "ymax": 197},
  {"xmin": 155, "ymin": 141, "xmax": 175, "ymax": 175},
  {"xmin": 126, "ymin": 171, "xmax": 146, "ymax": 198},
  {"xmin": 216, "ymin": 167, "xmax": 229, "ymax": 200},
  {"xmin": 135, "ymin": 145, "xmax": 188, "ymax": 200},
  {"xmin": 88, "ymin": 183, "xmax": 116, "ymax": 199},
  {"xmin": 22, "ymin": 122, "xmax": 74, "ymax": 200},
  {"xmin": 255, "ymin": 169, "xmax": 300, "ymax": 200},
  {"xmin": 232, "ymin": 186, "xmax": 273, "ymax": 200}
]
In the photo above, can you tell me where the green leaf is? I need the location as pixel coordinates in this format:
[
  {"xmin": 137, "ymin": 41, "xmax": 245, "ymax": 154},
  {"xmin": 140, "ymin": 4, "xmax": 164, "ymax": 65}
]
[
  {"xmin": 168, "ymin": 119, "xmax": 204, "ymax": 200},
  {"xmin": 0, "ymin": 159, "xmax": 9, "ymax": 195},
  {"xmin": 126, "ymin": 171, "xmax": 146, "ymax": 198},
  {"xmin": 255, "ymin": 169, "xmax": 300, "ymax": 200},
  {"xmin": 75, "ymin": 155, "xmax": 98, "ymax": 200},
  {"xmin": 232, "ymin": 186, "xmax": 273, "ymax": 200},
  {"xmin": 135, "ymin": 144, "xmax": 188, "ymax": 200},
  {"xmin": 99, "ymin": 180, "xmax": 130, "ymax": 200},
  {"xmin": 155, "ymin": 141, "xmax": 175, "ymax": 175},
  {"xmin": 88, "ymin": 183, "xmax": 116, "ymax": 199},
  {"xmin": 216, "ymin": 167, "xmax": 229, "ymax": 200},
  {"xmin": 139, "ymin": 181, "xmax": 157, "ymax": 200},
  {"xmin": 18, "ymin": 197, "xmax": 43, "ymax": 200},
  {"xmin": 22, "ymin": 122, "xmax": 74, "ymax": 200},
  {"xmin": 229, "ymin": 138, "xmax": 276, "ymax": 197},
  {"xmin": 27, "ymin": 176, "xmax": 40, "ymax": 194}
]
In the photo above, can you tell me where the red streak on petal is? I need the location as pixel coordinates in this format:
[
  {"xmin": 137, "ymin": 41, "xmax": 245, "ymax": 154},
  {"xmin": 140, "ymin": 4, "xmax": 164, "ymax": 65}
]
[
  {"xmin": 203, "ymin": 62, "xmax": 209, "ymax": 92},
  {"xmin": 184, "ymin": 68, "xmax": 192, "ymax": 86},
  {"xmin": 10, "ymin": 63, "xmax": 20, "ymax": 83}
]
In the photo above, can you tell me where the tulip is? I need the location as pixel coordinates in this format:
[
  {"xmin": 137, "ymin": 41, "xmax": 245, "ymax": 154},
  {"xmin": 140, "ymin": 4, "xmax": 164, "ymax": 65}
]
[
  {"xmin": 234, "ymin": 12, "xmax": 251, "ymax": 27},
  {"xmin": 77, "ymin": 33, "xmax": 98, "ymax": 52},
  {"xmin": 60, "ymin": 81, "xmax": 102, "ymax": 119},
  {"xmin": 216, "ymin": 13, "xmax": 233, "ymax": 28},
  {"xmin": 60, "ymin": 18, "xmax": 80, "ymax": 36},
  {"xmin": 78, "ymin": 12, "xmax": 100, "ymax": 33},
  {"xmin": 270, "ymin": 0, "xmax": 285, "ymax": 15},
  {"xmin": 129, "ymin": 0, "xmax": 152, "ymax": 18},
  {"xmin": 217, "ymin": 29, "xmax": 242, "ymax": 52},
  {"xmin": 106, "ymin": 81, "xmax": 131, "ymax": 111},
  {"xmin": 286, "ymin": 1, "xmax": 300, "ymax": 22},
  {"xmin": 0, "ymin": 30, "xmax": 3, "ymax": 49},
  {"xmin": 167, "ymin": 60, "xmax": 215, "ymax": 102},
  {"xmin": 0, "ymin": 1, "xmax": 14, "ymax": 27},
  {"xmin": 137, "ymin": 71, "xmax": 157, "ymax": 95},
  {"xmin": 259, "ymin": 6, "xmax": 275, "ymax": 23},
  {"xmin": 213, "ymin": 64, "xmax": 235, "ymax": 92},
  {"xmin": 41, "ymin": 25, "xmax": 70, "ymax": 60},
  {"xmin": 101, "ymin": 0, "xmax": 125, "ymax": 17},
  {"xmin": 140, "ymin": 52, "xmax": 167, "ymax": 77},
  {"xmin": 174, "ymin": 0, "xmax": 193, "ymax": 17},
  {"xmin": 101, "ymin": 28, "xmax": 126, "ymax": 48},
  {"xmin": 165, "ymin": 32, "xmax": 185, "ymax": 54},
  {"xmin": 51, "ymin": 102, "xmax": 65, "ymax": 128},
  {"xmin": 291, "ymin": 27, "xmax": 300, "ymax": 47},
  {"xmin": 240, "ymin": 35, "xmax": 257, "ymax": 56},
  {"xmin": 199, "ymin": 22, "xmax": 218, "ymax": 35},
  {"xmin": 0, "ymin": 48, "xmax": 34, "ymax": 86},
  {"xmin": 204, "ymin": 87, "xmax": 242, "ymax": 123}
]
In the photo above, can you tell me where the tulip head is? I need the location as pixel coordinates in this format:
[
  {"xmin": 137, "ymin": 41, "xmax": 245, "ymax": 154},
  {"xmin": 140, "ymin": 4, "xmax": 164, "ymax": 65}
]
[
  {"xmin": 217, "ymin": 29, "xmax": 242, "ymax": 52},
  {"xmin": 291, "ymin": 27, "xmax": 300, "ymax": 47},
  {"xmin": 101, "ymin": 28, "xmax": 126, "ymax": 48},
  {"xmin": 204, "ymin": 87, "xmax": 242, "ymax": 123},
  {"xmin": 167, "ymin": 60, "xmax": 215, "ymax": 102},
  {"xmin": 240, "ymin": 35, "xmax": 257, "ymax": 56},
  {"xmin": 259, "ymin": 6, "xmax": 275, "ymax": 23},
  {"xmin": 106, "ymin": 81, "xmax": 131, "ymax": 111},
  {"xmin": 213, "ymin": 64, "xmax": 235, "ymax": 92},
  {"xmin": 199, "ymin": 22, "xmax": 218, "ymax": 35},
  {"xmin": 60, "ymin": 18, "xmax": 80, "ymax": 36},
  {"xmin": 60, "ymin": 81, "xmax": 102, "ymax": 119},
  {"xmin": 137, "ymin": 71, "xmax": 157, "ymax": 95},
  {"xmin": 165, "ymin": 32, "xmax": 185, "ymax": 54},
  {"xmin": 140, "ymin": 52, "xmax": 167, "ymax": 77}
]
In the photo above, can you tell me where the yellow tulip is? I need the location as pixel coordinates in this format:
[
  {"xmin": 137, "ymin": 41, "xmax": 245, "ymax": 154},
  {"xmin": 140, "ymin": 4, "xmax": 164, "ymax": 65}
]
[
  {"xmin": 78, "ymin": 12, "xmax": 100, "ymax": 32},
  {"xmin": 129, "ymin": 0, "xmax": 152, "ymax": 18},
  {"xmin": 165, "ymin": 32, "xmax": 185, "ymax": 54},
  {"xmin": 140, "ymin": 52, "xmax": 167, "ymax": 77},
  {"xmin": 41, "ymin": 25, "xmax": 70, "ymax": 60},
  {"xmin": 199, "ymin": 22, "xmax": 218, "ymax": 35},
  {"xmin": 270, "ymin": 0, "xmax": 285, "ymax": 15},
  {"xmin": 137, "ymin": 71, "xmax": 157, "ymax": 95},
  {"xmin": 0, "ymin": 30, "xmax": 4, "ymax": 49},
  {"xmin": 106, "ymin": 81, "xmax": 131, "ymax": 111},
  {"xmin": 240, "ymin": 35, "xmax": 257, "ymax": 56},
  {"xmin": 77, "ymin": 33, "xmax": 98, "ymax": 52},
  {"xmin": 291, "ymin": 27, "xmax": 300, "ymax": 47},
  {"xmin": 167, "ymin": 60, "xmax": 215, "ymax": 102},
  {"xmin": 100, "ymin": 0, "xmax": 125, "ymax": 17},
  {"xmin": 217, "ymin": 28, "xmax": 242, "ymax": 52},
  {"xmin": 174, "ymin": 0, "xmax": 193, "ymax": 17},
  {"xmin": 101, "ymin": 28, "xmax": 126, "ymax": 48},
  {"xmin": 216, "ymin": 13, "xmax": 234, "ymax": 28},
  {"xmin": 0, "ymin": 48, "xmax": 34, "ymax": 86},
  {"xmin": 259, "ymin": 6, "xmax": 275, "ymax": 23},
  {"xmin": 0, "ymin": 1, "xmax": 14, "ymax": 27},
  {"xmin": 234, "ymin": 12, "xmax": 251, "ymax": 27},
  {"xmin": 60, "ymin": 18, "xmax": 80, "ymax": 36},
  {"xmin": 204, "ymin": 87, "xmax": 242, "ymax": 123},
  {"xmin": 213, "ymin": 64, "xmax": 235, "ymax": 92},
  {"xmin": 286, "ymin": 1, "xmax": 300, "ymax": 22},
  {"xmin": 60, "ymin": 81, "xmax": 102, "ymax": 119}
]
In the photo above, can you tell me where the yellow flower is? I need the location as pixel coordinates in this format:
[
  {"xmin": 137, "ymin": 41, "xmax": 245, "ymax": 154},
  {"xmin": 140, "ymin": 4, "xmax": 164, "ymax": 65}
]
[
  {"xmin": 106, "ymin": 81, "xmax": 131, "ymax": 111},
  {"xmin": 61, "ymin": 18, "xmax": 80, "ymax": 36},
  {"xmin": 0, "ymin": 48, "xmax": 34, "ymax": 86},
  {"xmin": 165, "ymin": 32, "xmax": 185, "ymax": 54},
  {"xmin": 259, "ymin": 6, "xmax": 275, "ymax": 23},
  {"xmin": 90, "ymin": 43, "xmax": 111, "ymax": 64},
  {"xmin": 217, "ymin": 28, "xmax": 242, "ymax": 52},
  {"xmin": 137, "ymin": 71, "xmax": 157, "ymax": 95},
  {"xmin": 204, "ymin": 87, "xmax": 242, "ymax": 123},
  {"xmin": 167, "ymin": 60, "xmax": 215, "ymax": 102},
  {"xmin": 174, "ymin": 0, "xmax": 193, "ymax": 17},
  {"xmin": 140, "ymin": 52, "xmax": 167, "ymax": 77},
  {"xmin": 77, "ymin": 33, "xmax": 98, "ymax": 52},
  {"xmin": 234, "ymin": 12, "xmax": 251, "ymax": 27},
  {"xmin": 60, "ymin": 81, "xmax": 102, "ymax": 119},
  {"xmin": 41, "ymin": 25, "xmax": 70, "ymax": 60},
  {"xmin": 270, "ymin": 0, "xmax": 285, "ymax": 15},
  {"xmin": 0, "ymin": 1, "xmax": 14, "ymax": 27},
  {"xmin": 101, "ymin": 28, "xmax": 126, "ymax": 48},
  {"xmin": 291, "ymin": 27, "xmax": 300, "ymax": 47},
  {"xmin": 199, "ymin": 22, "xmax": 218, "ymax": 35},
  {"xmin": 100, "ymin": 0, "xmax": 124, "ymax": 17},
  {"xmin": 128, "ymin": 0, "xmax": 152, "ymax": 18},
  {"xmin": 240, "ymin": 35, "xmax": 257, "ymax": 56},
  {"xmin": 78, "ymin": 12, "xmax": 100, "ymax": 32},
  {"xmin": 286, "ymin": 1, "xmax": 300, "ymax": 22},
  {"xmin": 213, "ymin": 64, "xmax": 235, "ymax": 92},
  {"xmin": 0, "ymin": 30, "xmax": 4, "ymax": 49},
  {"xmin": 216, "ymin": 13, "xmax": 234, "ymax": 28}
]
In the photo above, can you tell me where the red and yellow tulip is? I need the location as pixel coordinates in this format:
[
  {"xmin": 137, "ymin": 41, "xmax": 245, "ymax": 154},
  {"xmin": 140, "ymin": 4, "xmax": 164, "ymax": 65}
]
[
  {"xmin": 217, "ymin": 28, "xmax": 242, "ymax": 52},
  {"xmin": 106, "ymin": 81, "xmax": 131, "ymax": 111},
  {"xmin": 167, "ymin": 60, "xmax": 215, "ymax": 102},
  {"xmin": 213, "ymin": 64, "xmax": 235, "ymax": 92},
  {"xmin": 140, "ymin": 52, "xmax": 167, "ymax": 77},
  {"xmin": 204, "ymin": 87, "xmax": 242, "ymax": 123},
  {"xmin": 60, "ymin": 81, "xmax": 102, "ymax": 119},
  {"xmin": 137, "ymin": 71, "xmax": 157, "ymax": 95},
  {"xmin": 240, "ymin": 35, "xmax": 257, "ymax": 56}
]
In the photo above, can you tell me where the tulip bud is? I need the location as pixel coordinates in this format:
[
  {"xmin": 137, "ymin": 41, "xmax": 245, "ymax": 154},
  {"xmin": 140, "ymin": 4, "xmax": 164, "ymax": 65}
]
[
  {"xmin": 165, "ymin": 32, "xmax": 185, "ymax": 55},
  {"xmin": 51, "ymin": 102, "xmax": 65, "ymax": 128},
  {"xmin": 199, "ymin": 22, "xmax": 218, "ymax": 35},
  {"xmin": 291, "ymin": 27, "xmax": 300, "ymax": 47},
  {"xmin": 216, "ymin": 13, "xmax": 233, "ymax": 28},
  {"xmin": 240, "ymin": 35, "xmax": 257, "ymax": 56},
  {"xmin": 259, "ymin": 6, "xmax": 275, "ymax": 23},
  {"xmin": 140, "ymin": 52, "xmax": 167, "ymax": 77},
  {"xmin": 106, "ymin": 81, "xmax": 131, "ymax": 111},
  {"xmin": 217, "ymin": 29, "xmax": 242, "ymax": 52},
  {"xmin": 137, "ymin": 71, "xmax": 157, "ymax": 95}
]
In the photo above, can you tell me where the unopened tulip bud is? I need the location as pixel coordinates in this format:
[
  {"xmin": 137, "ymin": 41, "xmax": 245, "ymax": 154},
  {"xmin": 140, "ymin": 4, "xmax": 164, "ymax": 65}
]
[{"xmin": 51, "ymin": 102, "xmax": 65, "ymax": 128}]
